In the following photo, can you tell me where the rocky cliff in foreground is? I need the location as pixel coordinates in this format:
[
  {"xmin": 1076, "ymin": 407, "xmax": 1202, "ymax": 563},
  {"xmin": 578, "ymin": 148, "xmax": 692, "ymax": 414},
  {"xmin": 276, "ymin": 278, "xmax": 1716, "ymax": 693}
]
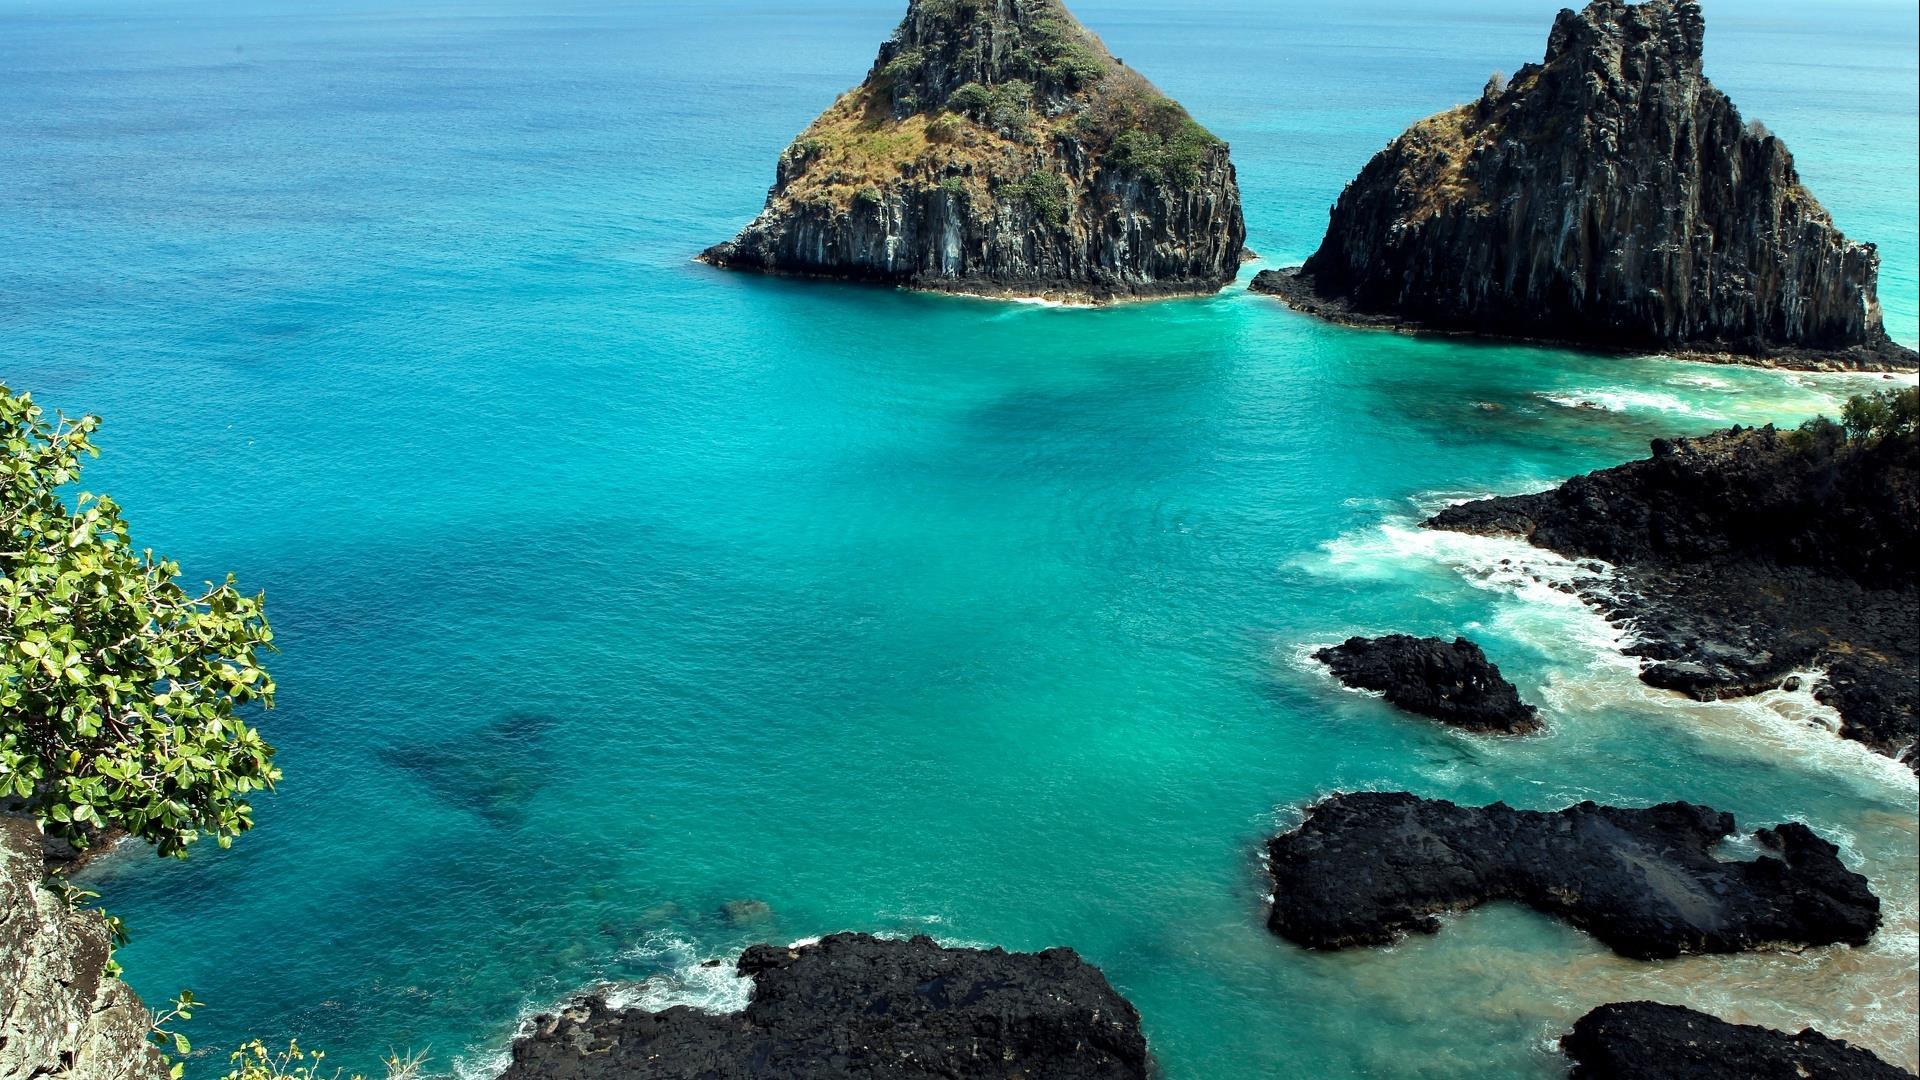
[
  {"xmin": 1563, "ymin": 1001, "xmax": 1917, "ymax": 1080},
  {"xmin": 702, "ymin": 0, "xmax": 1245, "ymax": 303},
  {"xmin": 1426, "ymin": 423, "xmax": 1919, "ymax": 768},
  {"xmin": 1256, "ymin": 0, "xmax": 1916, "ymax": 369},
  {"xmin": 502, "ymin": 932, "xmax": 1150, "ymax": 1079},
  {"xmin": 1, "ymin": 819, "xmax": 168, "ymax": 1080}
]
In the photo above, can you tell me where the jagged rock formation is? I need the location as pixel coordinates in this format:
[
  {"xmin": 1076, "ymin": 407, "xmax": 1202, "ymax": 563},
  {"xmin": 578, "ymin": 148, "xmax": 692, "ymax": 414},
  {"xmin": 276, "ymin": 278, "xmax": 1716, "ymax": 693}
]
[
  {"xmin": 1426, "ymin": 423, "xmax": 1919, "ymax": 768},
  {"xmin": 1255, "ymin": 0, "xmax": 1917, "ymax": 369},
  {"xmin": 1264, "ymin": 792, "xmax": 1880, "ymax": 960},
  {"xmin": 1563, "ymin": 1001, "xmax": 1918, "ymax": 1079},
  {"xmin": 502, "ymin": 932, "xmax": 1150, "ymax": 1079},
  {"xmin": 1315, "ymin": 635, "xmax": 1542, "ymax": 734},
  {"xmin": 0, "ymin": 819, "xmax": 169, "ymax": 1080},
  {"xmin": 701, "ymin": 0, "xmax": 1245, "ymax": 302}
]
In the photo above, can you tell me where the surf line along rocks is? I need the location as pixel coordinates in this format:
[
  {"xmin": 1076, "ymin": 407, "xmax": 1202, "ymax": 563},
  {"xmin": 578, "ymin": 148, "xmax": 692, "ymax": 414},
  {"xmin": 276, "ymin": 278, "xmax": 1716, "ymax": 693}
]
[
  {"xmin": 499, "ymin": 932, "xmax": 1151, "ymax": 1080},
  {"xmin": 1425, "ymin": 422, "xmax": 1919, "ymax": 770},
  {"xmin": 1264, "ymin": 792, "xmax": 1880, "ymax": 960},
  {"xmin": 1314, "ymin": 635, "xmax": 1543, "ymax": 734}
]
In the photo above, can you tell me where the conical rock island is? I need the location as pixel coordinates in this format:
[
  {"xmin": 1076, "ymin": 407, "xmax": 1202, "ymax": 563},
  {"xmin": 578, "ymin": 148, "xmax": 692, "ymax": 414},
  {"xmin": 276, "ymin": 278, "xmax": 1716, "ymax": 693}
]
[
  {"xmin": 702, "ymin": 0, "xmax": 1246, "ymax": 303},
  {"xmin": 1257, "ymin": 0, "xmax": 1916, "ymax": 369}
]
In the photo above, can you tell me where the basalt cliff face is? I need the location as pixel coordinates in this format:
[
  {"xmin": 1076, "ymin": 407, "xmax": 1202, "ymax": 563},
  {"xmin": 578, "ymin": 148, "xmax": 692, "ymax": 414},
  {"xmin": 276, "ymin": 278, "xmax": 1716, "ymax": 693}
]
[
  {"xmin": 1, "ymin": 819, "xmax": 168, "ymax": 1080},
  {"xmin": 701, "ymin": 0, "xmax": 1246, "ymax": 302},
  {"xmin": 1258, "ymin": 0, "xmax": 1916, "ymax": 369}
]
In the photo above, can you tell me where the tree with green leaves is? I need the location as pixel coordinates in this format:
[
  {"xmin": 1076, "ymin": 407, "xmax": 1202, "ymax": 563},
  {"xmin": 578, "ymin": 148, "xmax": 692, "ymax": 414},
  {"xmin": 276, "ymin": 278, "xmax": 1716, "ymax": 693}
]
[
  {"xmin": 2, "ymin": 384, "xmax": 277, "ymax": 860},
  {"xmin": 1839, "ymin": 385, "xmax": 1918, "ymax": 443}
]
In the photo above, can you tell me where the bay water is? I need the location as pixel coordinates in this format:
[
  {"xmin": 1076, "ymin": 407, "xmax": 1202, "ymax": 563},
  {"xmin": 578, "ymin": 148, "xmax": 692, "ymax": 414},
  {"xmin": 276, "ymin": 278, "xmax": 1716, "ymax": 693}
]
[{"xmin": 3, "ymin": 1, "xmax": 1917, "ymax": 1077}]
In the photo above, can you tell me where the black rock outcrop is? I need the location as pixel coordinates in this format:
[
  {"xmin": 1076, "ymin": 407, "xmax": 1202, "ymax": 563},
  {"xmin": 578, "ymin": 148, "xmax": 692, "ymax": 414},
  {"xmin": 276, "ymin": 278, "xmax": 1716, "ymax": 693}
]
[
  {"xmin": 1426, "ymin": 424, "xmax": 1919, "ymax": 767},
  {"xmin": 701, "ymin": 0, "xmax": 1245, "ymax": 303},
  {"xmin": 501, "ymin": 932, "xmax": 1150, "ymax": 1080},
  {"xmin": 1315, "ymin": 634, "xmax": 1542, "ymax": 734},
  {"xmin": 1255, "ymin": 0, "xmax": 1916, "ymax": 369},
  {"xmin": 1563, "ymin": 1001, "xmax": 1917, "ymax": 1079},
  {"xmin": 1264, "ymin": 792, "xmax": 1880, "ymax": 959}
]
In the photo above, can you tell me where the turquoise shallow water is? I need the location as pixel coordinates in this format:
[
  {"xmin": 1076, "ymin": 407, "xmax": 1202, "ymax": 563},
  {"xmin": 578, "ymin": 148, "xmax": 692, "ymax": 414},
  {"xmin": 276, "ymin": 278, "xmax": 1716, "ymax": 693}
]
[{"xmin": 4, "ymin": 1, "xmax": 1918, "ymax": 1077}]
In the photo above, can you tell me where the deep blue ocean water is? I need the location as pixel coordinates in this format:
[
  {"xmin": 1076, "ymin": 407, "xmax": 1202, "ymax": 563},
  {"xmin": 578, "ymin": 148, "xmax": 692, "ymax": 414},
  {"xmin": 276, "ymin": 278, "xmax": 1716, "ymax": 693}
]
[{"xmin": 3, "ymin": 1, "xmax": 1918, "ymax": 1077}]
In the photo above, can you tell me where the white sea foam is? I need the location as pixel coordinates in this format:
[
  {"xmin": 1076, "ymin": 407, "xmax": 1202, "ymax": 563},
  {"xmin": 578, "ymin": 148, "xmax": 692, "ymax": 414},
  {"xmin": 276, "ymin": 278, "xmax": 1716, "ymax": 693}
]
[
  {"xmin": 448, "ymin": 934, "xmax": 752, "ymax": 1080},
  {"xmin": 608, "ymin": 932, "xmax": 754, "ymax": 1014},
  {"xmin": 1536, "ymin": 387, "xmax": 1726, "ymax": 418},
  {"xmin": 1305, "ymin": 499, "xmax": 1919, "ymax": 791}
]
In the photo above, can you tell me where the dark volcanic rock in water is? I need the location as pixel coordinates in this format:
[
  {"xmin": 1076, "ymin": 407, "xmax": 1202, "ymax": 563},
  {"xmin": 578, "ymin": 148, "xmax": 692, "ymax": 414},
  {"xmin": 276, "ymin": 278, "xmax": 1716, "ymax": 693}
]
[
  {"xmin": 1256, "ymin": 0, "xmax": 1917, "ymax": 369},
  {"xmin": 701, "ymin": 0, "xmax": 1245, "ymax": 303},
  {"xmin": 1314, "ymin": 634, "xmax": 1542, "ymax": 734},
  {"xmin": 1426, "ymin": 424, "xmax": 1919, "ymax": 767},
  {"xmin": 1264, "ymin": 792, "xmax": 1880, "ymax": 959},
  {"xmin": 500, "ymin": 932, "xmax": 1150, "ymax": 1080},
  {"xmin": 1562, "ymin": 1001, "xmax": 1918, "ymax": 1079}
]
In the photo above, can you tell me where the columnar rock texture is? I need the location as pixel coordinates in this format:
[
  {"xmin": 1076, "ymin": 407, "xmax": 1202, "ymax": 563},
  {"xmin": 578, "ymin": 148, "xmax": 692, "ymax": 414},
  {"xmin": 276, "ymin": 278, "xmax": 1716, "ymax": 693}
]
[
  {"xmin": 1264, "ymin": 792, "xmax": 1880, "ymax": 960},
  {"xmin": 1315, "ymin": 634, "xmax": 1542, "ymax": 734},
  {"xmin": 701, "ymin": 0, "xmax": 1246, "ymax": 303},
  {"xmin": 501, "ymin": 932, "xmax": 1150, "ymax": 1080},
  {"xmin": 1563, "ymin": 1001, "xmax": 1918, "ymax": 1080},
  {"xmin": 1426, "ymin": 424, "xmax": 1919, "ymax": 768},
  {"xmin": 0, "ymin": 819, "xmax": 169, "ymax": 1080},
  {"xmin": 1258, "ymin": 0, "xmax": 1917, "ymax": 369}
]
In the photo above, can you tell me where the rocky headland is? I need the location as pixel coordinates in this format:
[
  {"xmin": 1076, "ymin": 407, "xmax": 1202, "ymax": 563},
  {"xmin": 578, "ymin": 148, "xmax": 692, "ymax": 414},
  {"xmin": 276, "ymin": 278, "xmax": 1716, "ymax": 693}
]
[
  {"xmin": 1426, "ymin": 422, "xmax": 1919, "ymax": 768},
  {"xmin": 1252, "ymin": 0, "xmax": 1918, "ymax": 370},
  {"xmin": 1314, "ymin": 634, "xmax": 1542, "ymax": 734},
  {"xmin": 1563, "ymin": 1001, "xmax": 1918, "ymax": 1080},
  {"xmin": 1264, "ymin": 791, "xmax": 1880, "ymax": 959},
  {"xmin": 0, "ymin": 819, "xmax": 168, "ymax": 1080},
  {"xmin": 701, "ymin": 0, "xmax": 1245, "ymax": 302},
  {"xmin": 501, "ymin": 932, "xmax": 1150, "ymax": 1079}
]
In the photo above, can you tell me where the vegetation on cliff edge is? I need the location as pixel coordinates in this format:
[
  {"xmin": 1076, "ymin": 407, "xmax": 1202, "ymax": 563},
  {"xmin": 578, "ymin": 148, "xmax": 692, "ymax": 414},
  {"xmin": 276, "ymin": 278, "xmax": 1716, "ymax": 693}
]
[{"xmin": 2, "ymin": 384, "xmax": 276, "ymax": 860}]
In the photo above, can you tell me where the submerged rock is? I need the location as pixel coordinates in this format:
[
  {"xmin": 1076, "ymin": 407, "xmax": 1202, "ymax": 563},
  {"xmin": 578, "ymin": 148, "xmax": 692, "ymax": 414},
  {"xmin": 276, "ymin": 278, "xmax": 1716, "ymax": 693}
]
[
  {"xmin": 502, "ymin": 932, "xmax": 1149, "ymax": 1079},
  {"xmin": 0, "ymin": 819, "xmax": 169, "ymax": 1080},
  {"xmin": 1563, "ymin": 1001, "xmax": 1917, "ymax": 1079},
  {"xmin": 1314, "ymin": 634, "xmax": 1542, "ymax": 734},
  {"xmin": 1264, "ymin": 792, "xmax": 1880, "ymax": 960},
  {"xmin": 1426, "ymin": 424, "xmax": 1919, "ymax": 767},
  {"xmin": 1257, "ymin": 0, "xmax": 1917, "ymax": 369},
  {"xmin": 701, "ymin": 0, "xmax": 1245, "ymax": 303}
]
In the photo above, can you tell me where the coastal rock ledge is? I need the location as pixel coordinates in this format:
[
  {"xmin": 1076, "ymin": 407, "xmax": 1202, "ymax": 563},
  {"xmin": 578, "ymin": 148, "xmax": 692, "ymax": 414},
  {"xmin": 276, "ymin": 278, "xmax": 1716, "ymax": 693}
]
[
  {"xmin": 501, "ymin": 932, "xmax": 1150, "ymax": 1079},
  {"xmin": 1563, "ymin": 1001, "xmax": 1918, "ymax": 1080},
  {"xmin": 1254, "ymin": 0, "xmax": 1918, "ymax": 369},
  {"xmin": 700, "ymin": 0, "xmax": 1245, "ymax": 303},
  {"xmin": 1, "ymin": 819, "xmax": 168, "ymax": 1080},
  {"xmin": 1265, "ymin": 792, "xmax": 1880, "ymax": 960},
  {"xmin": 1314, "ymin": 634, "xmax": 1542, "ymax": 734},
  {"xmin": 1426, "ymin": 423, "xmax": 1919, "ymax": 769}
]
